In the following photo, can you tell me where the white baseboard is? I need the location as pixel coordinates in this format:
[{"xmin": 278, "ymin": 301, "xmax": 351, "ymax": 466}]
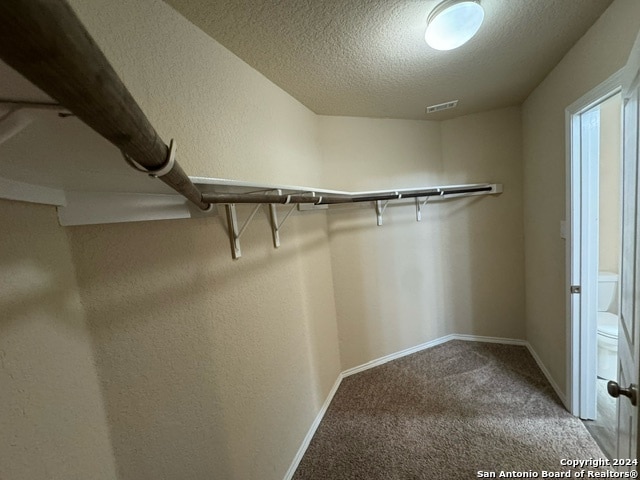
[
  {"xmin": 525, "ymin": 342, "xmax": 567, "ymax": 408},
  {"xmin": 283, "ymin": 374, "xmax": 343, "ymax": 480},
  {"xmin": 284, "ymin": 334, "xmax": 563, "ymax": 480},
  {"xmin": 450, "ymin": 334, "xmax": 527, "ymax": 346},
  {"xmin": 341, "ymin": 334, "xmax": 528, "ymax": 379},
  {"xmin": 341, "ymin": 334, "xmax": 457, "ymax": 378}
]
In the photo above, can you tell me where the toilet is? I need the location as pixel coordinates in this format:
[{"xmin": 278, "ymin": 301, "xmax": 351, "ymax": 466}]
[{"xmin": 597, "ymin": 271, "xmax": 619, "ymax": 381}]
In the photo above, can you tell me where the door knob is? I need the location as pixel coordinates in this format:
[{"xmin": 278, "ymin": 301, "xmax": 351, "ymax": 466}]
[{"xmin": 607, "ymin": 381, "xmax": 638, "ymax": 406}]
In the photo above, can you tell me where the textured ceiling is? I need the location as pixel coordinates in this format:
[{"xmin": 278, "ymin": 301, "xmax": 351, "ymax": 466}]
[{"xmin": 164, "ymin": 0, "xmax": 614, "ymax": 120}]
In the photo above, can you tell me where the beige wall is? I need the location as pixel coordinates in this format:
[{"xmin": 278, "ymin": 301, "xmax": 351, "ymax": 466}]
[
  {"xmin": 4, "ymin": 0, "xmax": 639, "ymax": 478},
  {"xmin": 0, "ymin": 200, "xmax": 117, "ymax": 480},
  {"xmin": 599, "ymin": 94, "xmax": 622, "ymax": 275},
  {"xmin": 319, "ymin": 117, "xmax": 444, "ymax": 190},
  {"xmin": 3, "ymin": 2, "xmax": 528, "ymax": 473},
  {"xmin": 69, "ymin": 0, "xmax": 322, "ymax": 185},
  {"xmin": 522, "ymin": 0, "xmax": 640, "ymax": 394},
  {"xmin": 62, "ymin": 1, "xmax": 341, "ymax": 479},
  {"xmin": 66, "ymin": 211, "xmax": 338, "ymax": 480},
  {"xmin": 320, "ymin": 107, "xmax": 525, "ymax": 369}
]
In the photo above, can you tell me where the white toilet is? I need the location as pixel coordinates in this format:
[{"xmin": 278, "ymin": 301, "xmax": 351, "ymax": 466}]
[{"xmin": 597, "ymin": 271, "xmax": 619, "ymax": 381}]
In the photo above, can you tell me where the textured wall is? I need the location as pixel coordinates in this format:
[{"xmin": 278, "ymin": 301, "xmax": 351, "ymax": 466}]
[
  {"xmin": 320, "ymin": 107, "xmax": 525, "ymax": 369},
  {"xmin": 69, "ymin": 0, "xmax": 322, "ymax": 185},
  {"xmin": 66, "ymin": 212, "xmax": 339, "ymax": 480},
  {"xmin": 522, "ymin": 0, "xmax": 640, "ymax": 395},
  {"xmin": 599, "ymin": 94, "xmax": 622, "ymax": 275},
  {"xmin": 0, "ymin": 200, "xmax": 117, "ymax": 480},
  {"xmin": 5, "ymin": 0, "xmax": 634, "ymax": 477},
  {"xmin": 62, "ymin": 1, "xmax": 341, "ymax": 479}
]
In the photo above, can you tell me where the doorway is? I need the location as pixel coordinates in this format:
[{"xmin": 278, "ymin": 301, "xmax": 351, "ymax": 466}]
[
  {"xmin": 577, "ymin": 93, "xmax": 623, "ymax": 459},
  {"xmin": 565, "ymin": 69, "xmax": 625, "ymax": 451},
  {"xmin": 566, "ymin": 56, "xmax": 640, "ymax": 464},
  {"xmin": 567, "ymin": 29, "xmax": 640, "ymax": 465}
]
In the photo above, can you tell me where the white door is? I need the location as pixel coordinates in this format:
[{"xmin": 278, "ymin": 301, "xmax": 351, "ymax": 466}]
[{"xmin": 609, "ymin": 60, "xmax": 640, "ymax": 465}]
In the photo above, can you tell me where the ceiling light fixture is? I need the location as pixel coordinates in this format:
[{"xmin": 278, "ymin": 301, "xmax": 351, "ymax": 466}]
[{"xmin": 425, "ymin": 0, "xmax": 484, "ymax": 51}]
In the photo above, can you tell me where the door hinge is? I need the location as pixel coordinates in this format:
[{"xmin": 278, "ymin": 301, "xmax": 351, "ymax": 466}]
[{"xmin": 570, "ymin": 285, "xmax": 581, "ymax": 294}]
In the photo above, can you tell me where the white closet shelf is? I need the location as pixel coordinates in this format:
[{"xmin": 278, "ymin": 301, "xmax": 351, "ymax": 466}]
[
  {"xmin": 0, "ymin": 25, "xmax": 502, "ymax": 258},
  {"xmin": 194, "ymin": 179, "xmax": 503, "ymax": 259},
  {"xmin": 0, "ymin": 99, "xmax": 502, "ymax": 231},
  {"xmin": 0, "ymin": 97, "xmax": 502, "ymax": 258},
  {"xmin": 0, "ymin": 89, "xmax": 502, "ymax": 261},
  {"xmin": 192, "ymin": 176, "xmax": 502, "ymax": 199},
  {"xmin": 0, "ymin": 172, "xmax": 501, "ymax": 225}
]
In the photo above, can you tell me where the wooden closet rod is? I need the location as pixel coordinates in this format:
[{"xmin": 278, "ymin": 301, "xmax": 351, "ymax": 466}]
[{"xmin": 0, "ymin": 0, "xmax": 210, "ymax": 210}]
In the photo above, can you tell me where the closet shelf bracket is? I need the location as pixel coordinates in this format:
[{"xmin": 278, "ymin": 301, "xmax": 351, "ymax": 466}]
[
  {"xmin": 415, "ymin": 197, "xmax": 429, "ymax": 222},
  {"xmin": 225, "ymin": 203, "xmax": 261, "ymax": 259},
  {"xmin": 269, "ymin": 203, "xmax": 297, "ymax": 249},
  {"xmin": 375, "ymin": 196, "xmax": 395, "ymax": 226},
  {"xmin": 375, "ymin": 200, "xmax": 383, "ymax": 226},
  {"xmin": 0, "ymin": 100, "xmax": 71, "ymax": 146},
  {"xmin": 225, "ymin": 194, "xmax": 301, "ymax": 259},
  {"xmin": 220, "ymin": 183, "xmax": 502, "ymax": 257}
]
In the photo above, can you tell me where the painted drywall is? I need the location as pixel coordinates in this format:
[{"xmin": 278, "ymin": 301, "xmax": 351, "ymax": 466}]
[
  {"xmin": 69, "ymin": 0, "xmax": 322, "ymax": 186},
  {"xmin": 599, "ymin": 94, "xmax": 622, "ymax": 276},
  {"xmin": 66, "ymin": 211, "xmax": 338, "ymax": 480},
  {"xmin": 320, "ymin": 107, "xmax": 525, "ymax": 369},
  {"xmin": 522, "ymin": 0, "xmax": 640, "ymax": 394},
  {"xmin": 4, "ymin": 0, "xmax": 634, "ymax": 477},
  {"xmin": 60, "ymin": 1, "xmax": 341, "ymax": 479},
  {"xmin": 0, "ymin": 200, "xmax": 117, "ymax": 480}
]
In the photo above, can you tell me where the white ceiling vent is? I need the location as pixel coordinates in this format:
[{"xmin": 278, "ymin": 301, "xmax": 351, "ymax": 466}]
[{"xmin": 426, "ymin": 100, "xmax": 458, "ymax": 114}]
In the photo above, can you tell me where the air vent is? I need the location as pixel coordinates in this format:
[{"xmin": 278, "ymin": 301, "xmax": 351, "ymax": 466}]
[{"xmin": 426, "ymin": 100, "xmax": 458, "ymax": 114}]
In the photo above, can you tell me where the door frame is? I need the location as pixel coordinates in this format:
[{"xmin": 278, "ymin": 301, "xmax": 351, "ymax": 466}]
[
  {"xmin": 617, "ymin": 65, "xmax": 640, "ymax": 464},
  {"xmin": 566, "ymin": 69, "xmax": 624, "ymax": 418}
]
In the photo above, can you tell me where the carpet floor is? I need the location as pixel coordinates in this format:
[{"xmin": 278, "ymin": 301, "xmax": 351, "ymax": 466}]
[{"xmin": 293, "ymin": 340, "xmax": 607, "ymax": 479}]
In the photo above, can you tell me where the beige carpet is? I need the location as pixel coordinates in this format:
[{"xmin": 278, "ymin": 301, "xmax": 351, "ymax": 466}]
[{"xmin": 293, "ymin": 340, "xmax": 607, "ymax": 479}]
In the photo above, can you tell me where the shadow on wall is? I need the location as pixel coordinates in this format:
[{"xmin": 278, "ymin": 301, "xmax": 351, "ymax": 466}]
[
  {"xmin": 65, "ymin": 209, "xmax": 339, "ymax": 480},
  {"xmin": 328, "ymin": 201, "xmax": 448, "ymax": 366},
  {"xmin": 328, "ymin": 195, "xmax": 514, "ymax": 369},
  {"xmin": 290, "ymin": 211, "xmax": 342, "ymax": 408},
  {"xmin": 1, "ymin": 259, "xmax": 78, "ymax": 330},
  {"xmin": 318, "ymin": 116, "xmax": 444, "ymax": 192},
  {"xmin": 324, "ymin": 107, "xmax": 526, "ymax": 370},
  {"xmin": 440, "ymin": 194, "xmax": 524, "ymax": 335},
  {"xmin": 0, "ymin": 200, "xmax": 118, "ymax": 480},
  {"xmin": 0, "ymin": 200, "xmax": 89, "ymax": 334}
]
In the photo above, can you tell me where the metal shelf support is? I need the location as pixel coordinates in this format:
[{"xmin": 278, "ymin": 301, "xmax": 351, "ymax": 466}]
[
  {"xmin": 269, "ymin": 203, "xmax": 297, "ymax": 249},
  {"xmin": 225, "ymin": 203, "xmax": 261, "ymax": 259},
  {"xmin": 214, "ymin": 182, "xmax": 502, "ymax": 258},
  {"xmin": 415, "ymin": 197, "xmax": 429, "ymax": 222},
  {"xmin": 375, "ymin": 199, "xmax": 392, "ymax": 226}
]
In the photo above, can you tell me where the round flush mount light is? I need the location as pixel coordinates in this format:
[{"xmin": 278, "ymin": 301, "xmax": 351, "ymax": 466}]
[{"xmin": 425, "ymin": 0, "xmax": 484, "ymax": 51}]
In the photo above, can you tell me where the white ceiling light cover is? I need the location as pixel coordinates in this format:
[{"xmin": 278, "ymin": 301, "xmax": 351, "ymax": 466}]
[{"xmin": 425, "ymin": 1, "xmax": 484, "ymax": 51}]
